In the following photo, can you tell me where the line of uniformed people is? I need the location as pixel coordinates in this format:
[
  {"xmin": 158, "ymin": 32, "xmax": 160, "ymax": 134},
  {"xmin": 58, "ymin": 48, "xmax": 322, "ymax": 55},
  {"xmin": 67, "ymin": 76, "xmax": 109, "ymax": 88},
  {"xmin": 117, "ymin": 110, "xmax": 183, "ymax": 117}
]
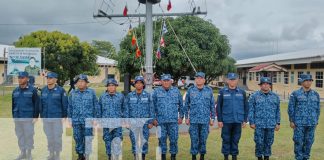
[
  {"xmin": 12, "ymin": 71, "xmax": 320, "ymax": 160},
  {"xmin": 216, "ymin": 73, "xmax": 320, "ymax": 160}
]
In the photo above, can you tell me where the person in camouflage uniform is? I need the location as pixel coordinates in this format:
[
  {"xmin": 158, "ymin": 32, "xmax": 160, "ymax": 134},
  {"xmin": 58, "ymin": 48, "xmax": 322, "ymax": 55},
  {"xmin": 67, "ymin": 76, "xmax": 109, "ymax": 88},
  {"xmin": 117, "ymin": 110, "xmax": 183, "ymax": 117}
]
[
  {"xmin": 288, "ymin": 74, "xmax": 321, "ymax": 160},
  {"xmin": 24, "ymin": 57, "xmax": 40, "ymax": 76},
  {"xmin": 152, "ymin": 74, "xmax": 184, "ymax": 160},
  {"xmin": 248, "ymin": 77, "xmax": 280, "ymax": 160},
  {"xmin": 184, "ymin": 72, "xmax": 215, "ymax": 160},
  {"xmin": 98, "ymin": 78, "xmax": 125, "ymax": 160},
  {"xmin": 124, "ymin": 76, "xmax": 154, "ymax": 160},
  {"xmin": 68, "ymin": 74, "xmax": 99, "ymax": 160}
]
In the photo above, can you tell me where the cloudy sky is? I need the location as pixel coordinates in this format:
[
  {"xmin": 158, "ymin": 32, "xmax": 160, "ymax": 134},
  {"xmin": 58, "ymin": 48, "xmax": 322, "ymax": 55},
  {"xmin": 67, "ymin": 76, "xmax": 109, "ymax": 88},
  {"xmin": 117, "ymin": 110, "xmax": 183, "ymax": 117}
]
[{"xmin": 0, "ymin": 0, "xmax": 324, "ymax": 60}]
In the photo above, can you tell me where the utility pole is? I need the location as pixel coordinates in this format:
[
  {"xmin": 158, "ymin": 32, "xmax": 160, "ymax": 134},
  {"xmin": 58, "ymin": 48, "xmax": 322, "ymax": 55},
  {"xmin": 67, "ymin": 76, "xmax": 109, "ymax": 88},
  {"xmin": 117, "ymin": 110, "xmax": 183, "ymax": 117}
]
[
  {"xmin": 3, "ymin": 48, "xmax": 7, "ymax": 84},
  {"xmin": 94, "ymin": 0, "xmax": 207, "ymax": 92}
]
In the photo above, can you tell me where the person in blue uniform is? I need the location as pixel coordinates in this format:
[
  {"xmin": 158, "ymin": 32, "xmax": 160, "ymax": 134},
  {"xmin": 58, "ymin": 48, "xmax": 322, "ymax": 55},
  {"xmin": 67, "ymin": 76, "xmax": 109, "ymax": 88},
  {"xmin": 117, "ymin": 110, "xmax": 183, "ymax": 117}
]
[
  {"xmin": 184, "ymin": 72, "xmax": 215, "ymax": 160},
  {"xmin": 12, "ymin": 71, "xmax": 39, "ymax": 160},
  {"xmin": 28, "ymin": 75, "xmax": 35, "ymax": 86},
  {"xmin": 40, "ymin": 72, "xmax": 68, "ymax": 160},
  {"xmin": 217, "ymin": 73, "xmax": 248, "ymax": 160},
  {"xmin": 125, "ymin": 76, "xmax": 154, "ymax": 160},
  {"xmin": 98, "ymin": 78, "xmax": 125, "ymax": 160},
  {"xmin": 152, "ymin": 74, "xmax": 184, "ymax": 160},
  {"xmin": 68, "ymin": 74, "xmax": 99, "ymax": 160},
  {"xmin": 288, "ymin": 74, "xmax": 321, "ymax": 160},
  {"xmin": 248, "ymin": 77, "xmax": 280, "ymax": 160}
]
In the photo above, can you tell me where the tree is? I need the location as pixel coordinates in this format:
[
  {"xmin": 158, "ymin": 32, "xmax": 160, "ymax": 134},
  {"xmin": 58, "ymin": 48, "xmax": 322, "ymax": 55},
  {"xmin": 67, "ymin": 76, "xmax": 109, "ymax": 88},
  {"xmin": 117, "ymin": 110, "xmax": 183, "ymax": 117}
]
[
  {"xmin": 117, "ymin": 16, "xmax": 235, "ymax": 84},
  {"xmin": 14, "ymin": 30, "xmax": 99, "ymax": 86},
  {"xmin": 92, "ymin": 40, "xmax": 117, "ymax": 59}
]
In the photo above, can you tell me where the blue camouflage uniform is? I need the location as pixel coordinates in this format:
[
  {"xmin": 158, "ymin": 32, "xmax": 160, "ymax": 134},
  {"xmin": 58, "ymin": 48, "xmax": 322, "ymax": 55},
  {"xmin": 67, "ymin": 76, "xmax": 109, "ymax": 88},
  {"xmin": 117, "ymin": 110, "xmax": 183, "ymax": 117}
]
[
  {"xmin": 40, "ymin": 72, "xmax": 68, "ymax": 153},
  {"xmin": 184, "ymin": 72, "xmax": 215, "ymax": 155},
  {"xmin": 217, "ymin": 73, "xmax": 249, "ymax": 157},
  {"xmin": 98, "ymin": 78, "xmax": 125, "ymax": 156},
  {"xmin": 125, "ymin": 76, "xmax": 154, "ymax": 155},
  {"xmin": 12, "ymin": 71, "xmax": 39, "ymax": 152},
  {"xmin": 68, "ymin": 74, "xmax": 99, "ymax": 155},
  {"xmin": 248, "ymin": 77, "xmax": 280, "ymax": 158},
  {"xmin": 152, "ymin": 74, "xmax": 184, "ymax": 155},
  {"xmin": 288, "ymin": 74, "xmax": 321, "ymax": 160}
]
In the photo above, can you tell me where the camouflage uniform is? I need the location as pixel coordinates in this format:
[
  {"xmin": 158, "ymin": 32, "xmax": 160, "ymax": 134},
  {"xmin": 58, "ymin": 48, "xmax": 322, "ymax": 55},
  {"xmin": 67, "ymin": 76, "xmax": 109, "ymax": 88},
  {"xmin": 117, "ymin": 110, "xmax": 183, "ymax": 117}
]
[
  {"xmin": 288, "ymin": 74, "xmax": 320, "ymax": 160},
  {"xmin": 125, "ymin": 89, "xmax": 154, "ymax": 154},
  {"xmin": 24, "ymin": 65, "xmax": 40, "ymax": 76},
  {"xmin": 68, "ymin": 83, "xmax": 99, "ymax": 155},
  {"xmin": 152, "ymin": 76, "xmax": 184, "ymax": 155},
  {"xmin": 248, "ymin": 89, "xmax": 280, "ymax": 158},
  {"xmin": 98, "ymin": 89, "xmax": 125, "ymax": 156},
  {"xmin": 185, "ymin": 83, "xmax": 215, "ymax": 155}
]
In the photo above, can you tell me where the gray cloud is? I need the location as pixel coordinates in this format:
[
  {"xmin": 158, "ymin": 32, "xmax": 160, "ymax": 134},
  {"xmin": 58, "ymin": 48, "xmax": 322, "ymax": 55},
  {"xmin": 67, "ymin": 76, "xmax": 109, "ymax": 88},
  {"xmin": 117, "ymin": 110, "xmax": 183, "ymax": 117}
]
[
  {"xmin": 247, "ymin": 30, "xmax": 278, "ymax": 43},
  {"xmin": 0, "ymin": 0, "xmax": 324, "ymax": 60},
  {"xmin": 281, "ymin": 19, "xmax": 319, "ymax": 41},
  {"xmin": 321, "ymin": 33, "xmax": 324, "ymax": 40}
]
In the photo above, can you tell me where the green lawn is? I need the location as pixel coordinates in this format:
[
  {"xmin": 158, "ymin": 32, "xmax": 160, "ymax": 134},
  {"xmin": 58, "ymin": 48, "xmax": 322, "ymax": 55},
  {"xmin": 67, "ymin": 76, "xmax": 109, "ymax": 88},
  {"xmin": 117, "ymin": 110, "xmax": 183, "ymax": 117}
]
[{"xmin": 1, "ymin": 85, "xmax": 323, "ymax": 160}]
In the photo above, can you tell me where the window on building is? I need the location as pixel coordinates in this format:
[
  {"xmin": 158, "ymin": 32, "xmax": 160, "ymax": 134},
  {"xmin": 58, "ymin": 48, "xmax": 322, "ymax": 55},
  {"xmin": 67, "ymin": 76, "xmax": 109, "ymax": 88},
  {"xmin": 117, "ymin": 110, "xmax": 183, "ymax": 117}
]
[
  {"xmin": 278, "ymin": 72, "xmax": 282, "ymax": 83},
  {"xmin": 272, "ymin": 73, "xmax": 277, "ymax": 83},
  {"xmin": 284, "ymin": 72, "xmax": 289, "ymax": 84},
  {"xmin": 316, "ymin": 71, "xmax": 323, "ymax": 88},
  {"xmin": 281, "ymin": 64, "xmax": 292, "ymax": 70},
  {"xmin": 298, "ymin": 71, "xmax": 304, "ymax": 85},
  {"xmin": 311, "ymin": 62, "xmax": 324, "ymax": 69},
  {"xmin": 291, "ymin": 72, "xmax": 295, "ymax": 84},
  {"xmin": 249, "ymin": 72, "xmax": 252, "ymax": 81},
  {"xmin": 256, "ymin": 72, "xmax": 260, "ymax": 81},
  {"xmin": 294, "ymin": 64, "xmax": 307, "ymax": 69}
]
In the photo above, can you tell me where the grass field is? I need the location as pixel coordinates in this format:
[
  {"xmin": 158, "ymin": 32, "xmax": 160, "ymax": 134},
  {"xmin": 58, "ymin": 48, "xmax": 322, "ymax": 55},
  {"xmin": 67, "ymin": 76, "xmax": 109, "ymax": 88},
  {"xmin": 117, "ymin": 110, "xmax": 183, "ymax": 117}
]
[{"xmin": 0, "ymin": 85, "xmax": 323, "ymax": 160}]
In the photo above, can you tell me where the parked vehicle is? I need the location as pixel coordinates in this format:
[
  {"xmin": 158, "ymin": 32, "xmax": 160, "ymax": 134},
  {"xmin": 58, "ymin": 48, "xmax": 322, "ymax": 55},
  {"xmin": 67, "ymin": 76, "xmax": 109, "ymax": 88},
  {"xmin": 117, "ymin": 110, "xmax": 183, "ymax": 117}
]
[
  {"xmin": 153, "ymin": 78, "xmax": 162, "ymax": 88},
  {"xmin": 180, "ymin": 76, "xmax": 195, "ymax": 89}
]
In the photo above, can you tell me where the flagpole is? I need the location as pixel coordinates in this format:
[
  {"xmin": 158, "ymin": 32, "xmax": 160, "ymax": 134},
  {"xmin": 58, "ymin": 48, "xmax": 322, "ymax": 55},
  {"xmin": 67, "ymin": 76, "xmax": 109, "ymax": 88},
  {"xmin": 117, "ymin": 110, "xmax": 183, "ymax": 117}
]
[
  {"xmin": 145, "ymin": 1, "xmax": 154, "ymax": 92},
  {"xmin": 94, "ymin": 0, "xmax": 207, "ymax": 93}
]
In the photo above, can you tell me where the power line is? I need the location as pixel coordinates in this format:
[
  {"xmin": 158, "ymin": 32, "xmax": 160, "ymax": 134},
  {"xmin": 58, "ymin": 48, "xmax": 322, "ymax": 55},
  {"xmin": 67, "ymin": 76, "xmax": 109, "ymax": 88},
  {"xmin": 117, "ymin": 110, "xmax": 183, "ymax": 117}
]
[{"xmin": 0, "ymin": 21, "xmax": 111, "ymax": 26}]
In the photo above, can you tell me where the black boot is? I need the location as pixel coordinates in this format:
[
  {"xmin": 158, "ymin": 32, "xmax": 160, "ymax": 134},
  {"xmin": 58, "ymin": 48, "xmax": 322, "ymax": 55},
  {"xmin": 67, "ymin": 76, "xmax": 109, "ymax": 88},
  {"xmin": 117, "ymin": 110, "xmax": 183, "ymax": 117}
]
[
  {"xmin": 200, "ymin": 154, "xmax": 205, "ymax": 160},
  {"xmin": 47, "ymin": 152, "xmax": 55, "ymax": 160},
  {"xmin": 171, "ymin": 154, "xmax": 176, "ymax": 160},
  {"xmin": 108, "ymin": 154, "xmax": 111, "ymax": 160},
  {"xmin": 264, "ymin": 156, "xmax": 269, "ymax": 160},
  {"xmin": 26, "ymin": 150, "xmax": 32, "ymax": 160},
  {"xmin": 232, "ymin": 155, "xmax": 237, "ymax": 160},
  {"xmin": 192, "ymin": 154, "xmax": 197, "ymax": 160},
  {"xmin": 142, "ymin": 154, "xmax": 146, "ymax": 160},
  {"xmin": 161, "ymin": 154, "xmax": 166, "ymax": 160},
  {"xmin": 257, "ymin": 156, "xmax": 263, "ymax": 160},
  {"xmin": 77, "ymin": 154, "xmax": 85, "ymax": 160},
  {"xmin": 224, "ymin": 155, "xmax": 229, "ymax": 160},
  {"xmin": 15, "ymin": 150, "xmax": 26, "ymax": 160}
]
